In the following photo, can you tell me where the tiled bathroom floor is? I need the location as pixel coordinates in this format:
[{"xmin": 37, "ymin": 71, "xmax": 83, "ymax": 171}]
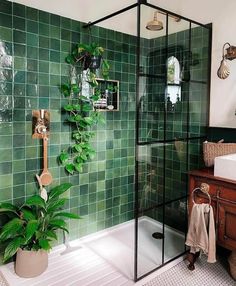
[
  {"xmin": 142, "ymin": 255, "xmax": 235, "ymax": 286},
  {"xmin": 0, "ymin": 244, "xmax": 235, "ymax": 286}
]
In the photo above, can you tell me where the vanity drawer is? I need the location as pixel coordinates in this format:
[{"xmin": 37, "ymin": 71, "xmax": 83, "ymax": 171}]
[{"xmin": 219, "ymin": 187, "xmax": 236, "ymax": 202}]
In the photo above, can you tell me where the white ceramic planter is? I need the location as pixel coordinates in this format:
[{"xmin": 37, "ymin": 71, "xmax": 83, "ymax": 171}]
[{"xmin": 15, "ymin": 248, "xmax": 48, "ymax": 278}]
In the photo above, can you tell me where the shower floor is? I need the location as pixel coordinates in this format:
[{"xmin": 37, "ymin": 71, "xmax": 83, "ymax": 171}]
[
  {"xmin": 85, "ymin": 216, "xmax": 185, "ymax": 279},
  {"xmin": 0, "ymin": 216, "xmax": 184, "ymax": 286}
]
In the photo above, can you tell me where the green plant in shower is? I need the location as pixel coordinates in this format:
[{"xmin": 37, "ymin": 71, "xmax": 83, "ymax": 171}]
[
  {"xmin": 0, "ymin": 183, "xmax": 80, "ymax": 262},
  {"xmin": 59, "ymin": 42, "xmax": 110, "ymax": 174}
]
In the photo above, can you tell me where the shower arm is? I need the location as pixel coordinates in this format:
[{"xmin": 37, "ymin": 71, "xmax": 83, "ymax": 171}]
[{"xmin": 155, "ymin": 10, "xmax": 181, "ymax": 22}]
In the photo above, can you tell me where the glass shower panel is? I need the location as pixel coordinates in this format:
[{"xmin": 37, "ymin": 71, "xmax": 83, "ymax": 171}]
[
  {"xmin": 188, "ymin": 138, "xmax": 205, "ymax": 171},
  {"xmin": 137, "ymin": 207, "xmax": 163, "ymax": 279},
  {"xmin": 166, "ymin": 17, "xmax": 190, "ymax": 141},
  {"xmin": 190, "ymin": 24, "xmax": 211, "ymax": 83},
  {"xmin": 163, "ymin": 198, "xmax": 187, "ymax": 263},
  {"xmin": 138, "ymin": 5, "xmax": 167, "ymax": 143},
  {"xmin": 137, "ymin": 143, "xmax": 164, "ymax": 210},
  {"xmin": 189, "ymin": 82, "xmax": 209, "ymax": 138},
  {"xmin": 165, "ymin": 141, "xmax": 187, "ymax": 202}
]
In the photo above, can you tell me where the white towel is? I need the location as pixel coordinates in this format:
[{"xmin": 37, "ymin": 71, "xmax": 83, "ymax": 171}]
[{"xmin": 185, "ymin": 203, "xmax": 216, "ymax": 263}]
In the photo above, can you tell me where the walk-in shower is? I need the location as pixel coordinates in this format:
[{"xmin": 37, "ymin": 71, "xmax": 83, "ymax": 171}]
[{"xmin": 84, "ymin": 0, "xmax": 212, "ymax": 282}]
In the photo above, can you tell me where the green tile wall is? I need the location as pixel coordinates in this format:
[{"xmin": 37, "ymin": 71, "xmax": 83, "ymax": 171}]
[{"xmin": 0, "ymin": 0, "xmax": 135, "ymax": 243}]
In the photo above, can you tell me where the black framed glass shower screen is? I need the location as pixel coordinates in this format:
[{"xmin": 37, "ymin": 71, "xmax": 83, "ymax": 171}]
[{"xmin": 135, "ymin": 2, "xmax": 211, "ymax": 281}]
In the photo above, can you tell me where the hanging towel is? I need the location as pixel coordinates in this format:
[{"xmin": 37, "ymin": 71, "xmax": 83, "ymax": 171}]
[{"xmin": 185, "ymin": 203, "xmax": 216, "ymax": 263}]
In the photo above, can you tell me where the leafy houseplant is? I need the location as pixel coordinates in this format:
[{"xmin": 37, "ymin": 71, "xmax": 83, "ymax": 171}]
[
  {"xmin": 59, "ymin": 42, "xmax": 110, "ymax": 175},
  {"xmin": 0, "ymin": 183, "xmax": 80, "ymax": 277}
]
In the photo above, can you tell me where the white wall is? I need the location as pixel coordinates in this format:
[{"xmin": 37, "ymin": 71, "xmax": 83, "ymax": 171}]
[{"xmin": 10, "ymin": 0, "xmax": 236, "ymax": 128}]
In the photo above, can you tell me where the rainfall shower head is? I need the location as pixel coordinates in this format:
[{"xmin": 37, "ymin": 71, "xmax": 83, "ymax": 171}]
[
  {"xmin": 146, "ymin": 11, "xmax": 181, "ymax": 31},
  {"xmin": 146, "ymin": 11, "xmax": 163, "ymax": 31}
]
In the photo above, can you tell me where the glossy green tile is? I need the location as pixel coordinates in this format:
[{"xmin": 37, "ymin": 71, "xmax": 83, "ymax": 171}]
[
  {"xmin": 27, "ymin": 46, "xmax": 38, "ymax": 59},
  {"xmin": 27, "ymin": 33, "xmax": 39, "ymax": 47},
  {"xmin": 13, "ymin": 3, "xmax": 25, "ymax": 18},
  {"xmin": 0, "ymin": 187, "xmax": 12, "ymax": 201},
  {"xmin": 39, "ymin": 23, "xmax": 50, "ymax": 36},
  {"xmin": 0, "ymin": 26, "xmax": 12, "ymax": 41},
  {"xmin": 39, "ymin": 10, "xmax": 50, "ymax": 24},
  {"xmin": 27, "ymin": 20, "xmax": 38, "ymax": 34},
  {"xmin": 0, "ymin": 0, "xmax": 12, "ymax": 15},
  {"xmin": 13, "ymin": 16, "xmax": 25, "ymax": 31},
  {"xmin": 26, "ymin": 7, "xmax": 38, "ymax": 21},
  {"xmin": 14, "ymin": 57, "xmax": 25, "ymax": 70},
  {"xmin": 50, "ymin": 25, "xmax": 60, "ymax": 39},
  {"xmin": 13, "ymin": 160, "xmax": 26, "ymax": 173},
  {"xmin": 13, "ymin": 30, "xmax": 26, "ymax": 44},
  {"xmin": 0, "ymin": 174, "xmax": 12, "ymax": 189},
  {"xmin": 0, "ymin": 12, "xmax": 12, "ymax": 28}
]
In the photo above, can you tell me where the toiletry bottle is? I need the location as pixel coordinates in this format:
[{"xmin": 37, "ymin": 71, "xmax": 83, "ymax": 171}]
[
  {"xmin": 175, "ymin": 94, "xmax": 181, "ymax": 112},
  {"xmin": 167, "ymin": 96, "xmax": 173, "ymax": 112}
]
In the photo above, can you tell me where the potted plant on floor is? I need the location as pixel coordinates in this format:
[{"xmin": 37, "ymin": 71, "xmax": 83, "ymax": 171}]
[
  {"xmin": 0, "ymin": 183, "xmax": 80, "ymax": 278},
  {"xmin": 59, "ymin": 41, "xmax": 110, "ymax": 175}
]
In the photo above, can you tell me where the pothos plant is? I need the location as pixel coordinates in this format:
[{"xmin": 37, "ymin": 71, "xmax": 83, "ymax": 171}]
[{"xmin": 59, "ymin": 42, "xmax": 110, "ymax": 174}]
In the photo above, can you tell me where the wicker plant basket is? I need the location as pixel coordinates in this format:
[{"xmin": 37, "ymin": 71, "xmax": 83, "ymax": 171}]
[{"xmin": 203, "ymin": 140, "xmax": 236, "ymax": 167}]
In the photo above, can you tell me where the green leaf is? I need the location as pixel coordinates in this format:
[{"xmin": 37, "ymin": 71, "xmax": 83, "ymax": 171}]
[
  {"xmin": 21, "ymin": 208, "xmax": 36, "ymax": 221},
  {"xmin": 76, "ymin": 156, "xmax": 84, "ymax": 164},
  {"xmin": 88, "ymin": 150, "xmax": 96, "ymax": 160},
  {"xmin": 102, "ymin": 59, "xmax": 110, "ymax": 70},
  {"xmin": 45, "ymin": 230, "xmax": 57, "ymax": 240},
  {"xmin": 81, "ymin": 104, "xmax": 93, "ymax": 112},
  {"xmin": 63, "ymin": 104, "xmax": 74, "ymax": 112},
  {"xmin": 54, "ymin": 212, "xmax": 81, "ymax": 219},
  {"xmin": 84, "ymin": 117, "xmax": 94, "ymax": 125},
  {"xmin": 65, "ymin": 163, "xmax": 74, "ymax": 174},
  {"xmin": 73, "ymin": 144, "xmax": 82, "ymax": 153},
  {"xmin": 49, "ymin": 219, "xmax": 67, "ymax": 229},
  {"xmin": 25, "ymin": 220, "xmax": 39, "ymax": 242},
  {"xmin": 25, "ymin": 195, "xmax": 46, "ymax": 209},
  {"xmin": 47, "ymin": 198, "xmax": 68, "ymax": 213},
  {"xmin": 80, "ymin": 154, "xmax": 87, "ymax": 161},
  {"xmin": 74, "ymin": 114, "xmax": 83, "ymax": 122},
  {"xmin": 39, "ymin": 239, "xmax": 51, "ymax": 251},
  {"xmin": 0, "ymin": 203, "xmax": 18, "ymax": 214},
  {"xmin": 49, "ymin": 183, "xmax": 72, "ymax": 199},
  {"xmin": 74, "ymin": 163, "xmax": 83, "ymax": 173},
  {"xmin": 61, "ymin": 83, "xmax": 71, "ymax": 97},
  {"xmin": 65, "ymin": 55, "xmax": 75, "ymax": 65},
  {"xmin": 3, "ymin": 237, "xmax": 24, "ymax": 263},
  {"xmin": 67, "ymin": 116, "xmax": 76, "ymax": 122},
  {"xmin": 71, "ymin": 84, "xmax": 80, "ymax": 94},
  {"xmin": 0, "ymin": 218, "xmax": 24, "ymax": 241},
  {"xmin": 73, "ymin": 104, "xmax": 81, "ymax": 111},
  {"xmin": 59, "ymin": 151, "xmax": 69, "ymax": 165}
]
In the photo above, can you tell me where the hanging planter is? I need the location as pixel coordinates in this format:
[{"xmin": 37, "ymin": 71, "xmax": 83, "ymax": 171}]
[
  {"xmin": 84, "ymin": 55, "xmax": 102, "ymax": 70},
  {"xmin": 59, "ymin": 41, "xmax": 111, "ymax": 175}
]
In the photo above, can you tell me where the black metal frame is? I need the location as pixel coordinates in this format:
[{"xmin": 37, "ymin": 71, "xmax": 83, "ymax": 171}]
[{"xmin": 83, "ymin": 0, "xmax": 212, "ymax": 282}]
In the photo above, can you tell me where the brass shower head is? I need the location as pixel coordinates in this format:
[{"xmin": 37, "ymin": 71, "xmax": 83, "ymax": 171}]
[
  {"xmin": 146, "ymin": 11, "xmax": 181, "ymax": 31},
  {"xmin": 146, "ymin": 11, "xmax": 163, "ymax": 31}
]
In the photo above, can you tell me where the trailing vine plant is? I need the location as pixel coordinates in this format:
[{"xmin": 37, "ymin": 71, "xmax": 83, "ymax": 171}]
[{"xmin": 59, "ymin": 42, "xmax": 110, "ymax": 174}]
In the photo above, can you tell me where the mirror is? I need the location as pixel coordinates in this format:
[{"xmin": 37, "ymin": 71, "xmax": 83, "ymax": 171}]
[{"xmin": 166, "ymin": 56, "xmax": 181, "ymax": 111}]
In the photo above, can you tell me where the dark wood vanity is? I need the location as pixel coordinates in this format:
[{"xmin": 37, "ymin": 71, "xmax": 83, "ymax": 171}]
[{"xmin": 189, "ymin": 168, "xmax": 236, "ymax": 251}]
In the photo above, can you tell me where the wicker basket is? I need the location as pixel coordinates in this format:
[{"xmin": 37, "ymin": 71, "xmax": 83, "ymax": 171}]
[{"xmin": 203, "ymin": 141, "xmax": 236, "ymax": 167}]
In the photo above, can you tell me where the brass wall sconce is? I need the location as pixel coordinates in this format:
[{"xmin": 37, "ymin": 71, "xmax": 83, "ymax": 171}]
[{"xmin": 217, "ymin": 43, "xmax": 236, "ymax": 79}]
